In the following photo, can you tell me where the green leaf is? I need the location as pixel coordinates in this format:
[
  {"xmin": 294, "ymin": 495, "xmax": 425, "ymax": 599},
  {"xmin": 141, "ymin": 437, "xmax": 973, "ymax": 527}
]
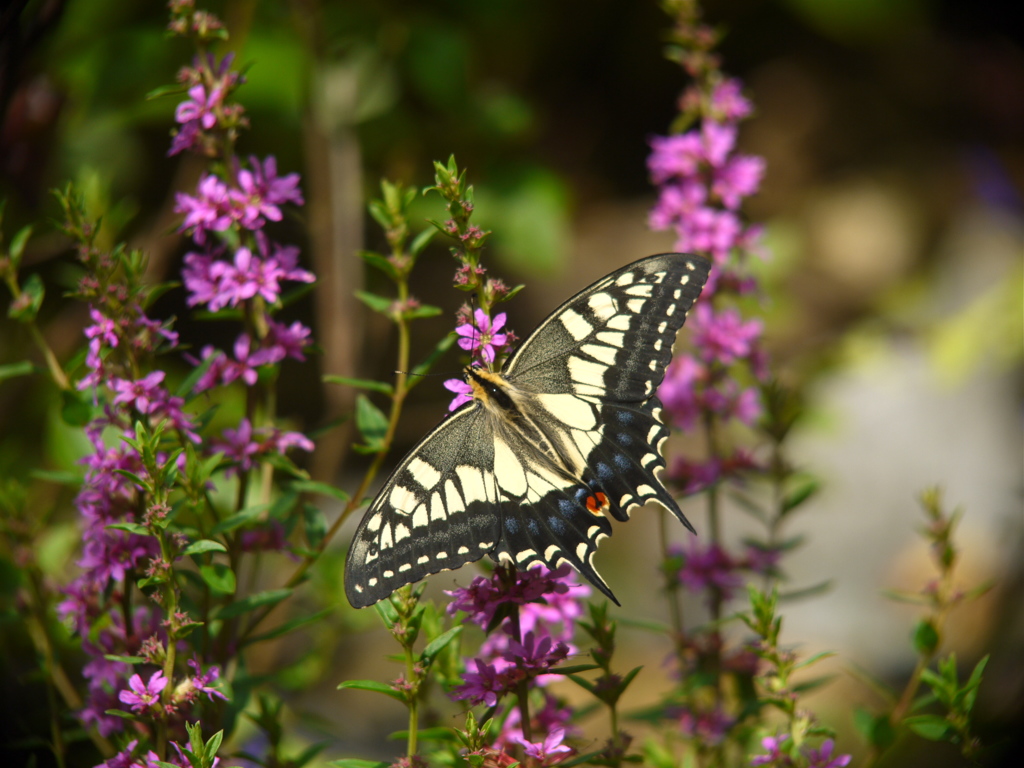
[
  {"xmin": 177, "ymin": 350, "xmax": 221, "ymax": 401},
  {"xmin": 962, "ymin": 654, "xmax": 989, "ymax": 712},
  {"xmin": 9, "ymin": 223, "xmax": 34, "ymax": 266},
  {"xmin": 405, "ymin": 304, "xmax": 442, "ymax": 319},
  {"xmin": 146, "ymin": 83, "xmax": 186, "ymax": 100},
  {"xmin": 244, "ymin": 607, "xmax": 333, "ymax": 646},
  {"xmin": 103, "ymin": 709, "xmax": 140, "ymax": 723},
  {"xmin": 0, "ymin": 360, "xmax": 35, "ymax": 383},
  {"xmin": 289, "ymin": 480, "xmax": 350, "ymax": 501},
  {"xmin": 9, "ymin": 272, "xmax": 44, "ymax": 322},
  {"xmin": 323, "ymin": 375, "xmax": 394, "ymax": 395},
  {"xmin": 61, "ymin": 388, "xmax": 94, "ymax": 427},
  {"xmin": 357, "ymin": 250, "xmax": 397, "ymax": 280},
  {"xmin": 551, "ymin": 663, "xmax": 601, "ymax": 676},
  {"xmin": 183, "ymin": 539, "xmax": 227, "ymax": 557},
  {"xmin": 904, "ymin": 715, "xmax": 952, "ymax": 741},
  {"xmin": 104, "ymin": 654, "xmax": 145, "ymax": 664},
  {"xmin": 199, "ymin": 563, "xmax": 236, "ymax": 595},
  {"xmin": 217, "ymin": 589, "xmax": 292, "ymax": 620},
  {"xmin": 409, "ymin": 226, "xmax": 435, "ymax": 256},
  {"xmin": 912, "ymin": 619, "xmax": 940, "ymax": 655},
  {"xmin": 355, "ymin": 395, "xmax": 389, "ymax": 450},
  {"xmin": 29, "ymin": 469, "xmax": 82, "ymax": 485},
  {"xmin": 328, "ymin": 760, "xmax": 390, "ymax": 768},
  {"xmin": 853, "ymin": 708, "xmax": 896, "ymax": 751},
  {"xmin": 793, "ymin": 651, "xmax": 836, "ymax": 670},
  {"xmin": 211, "ymin": 503, "xmax": 268, "ymax": 535},
  {"xmin": 302, "ymin": 503, "xmax": 327, "ymax": 549},
  {"xmin": 337, "ymin": 679, "xmax": 404, "ymax": 702},
  {"xmin": 386, "ymin": 727, "xmax": 455, "ymax": 743},
  {"xmin": 781, "ymin": 479, "xmax": 820, "ymax": 515},
  {"xmin": 420, "ymin": 626, "xmax": 462, "ymax": 665},
  {"xmin": 106, "ymin": 522, "xmax": 150, "ymax": 536},
  {"xmin": 355, "ymin": 290, "xmax": 394, "ymax": 315}
]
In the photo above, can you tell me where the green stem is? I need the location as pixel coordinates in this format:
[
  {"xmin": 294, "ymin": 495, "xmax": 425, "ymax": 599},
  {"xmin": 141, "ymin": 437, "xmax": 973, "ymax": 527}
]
[
  {"xmin": 507, "ymin": 596, "xmax": 533, "ymax": 746},
  {"xmin": 239, "ymin": 274, "xmax": 414, "ymax": 642}
]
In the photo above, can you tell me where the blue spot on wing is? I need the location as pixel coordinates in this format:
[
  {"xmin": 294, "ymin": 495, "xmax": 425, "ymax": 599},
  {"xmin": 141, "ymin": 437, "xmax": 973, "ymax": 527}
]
[{"xmin": 505, "ymin": 518, "xmax": 520, "ymax": 534}]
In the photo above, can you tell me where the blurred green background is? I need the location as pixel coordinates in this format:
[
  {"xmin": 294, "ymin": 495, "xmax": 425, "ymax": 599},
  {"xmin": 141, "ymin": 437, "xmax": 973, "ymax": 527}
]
[{"xmin": 1, "ymin": 0, "xmax": 1021, "ymax": 766}]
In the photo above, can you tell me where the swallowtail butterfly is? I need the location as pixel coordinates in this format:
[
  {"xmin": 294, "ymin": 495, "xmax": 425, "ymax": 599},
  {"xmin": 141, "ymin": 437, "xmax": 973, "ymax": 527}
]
[{"xmin": 345, "ymin": 253, "xmax": 710, "ymax": 608}]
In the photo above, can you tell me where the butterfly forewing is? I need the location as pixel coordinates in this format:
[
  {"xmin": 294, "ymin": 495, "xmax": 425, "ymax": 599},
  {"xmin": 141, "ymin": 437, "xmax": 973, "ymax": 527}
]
[
  {"xmin": 504, "ymin": 253, "xmax": 711, "ymax": 401},
  {"xmin": 345, "ymin": 253, "xmax": 710, "ymax": 608}
]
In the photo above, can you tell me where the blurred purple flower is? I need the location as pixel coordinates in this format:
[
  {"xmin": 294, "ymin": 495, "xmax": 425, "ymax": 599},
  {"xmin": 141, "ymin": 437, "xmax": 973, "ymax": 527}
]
[
  {"xmin": 677, "ymin": 704, "xmax": 735, "ymax": 746},
  {"xmin": 233, "ymin": 155, "xmax": 304, "ymax": 229},
  {"xmin": 212, "ymin": 417, "xmax": 313, "ymax": 475},
  {"xmin": 804, "ymin": 739, "xmax": 852, "ymax": 768},
  {"xmin": 672, "ymin": 541, "xmax": 743, "ymax": 600},
  {"xmin": 750, "ymin": 734, "xmax": 790, "ymax": 766},
  {"xmin": 513, "ymin": 726, "xmax": 573, "ymax": 765},
  {"xmin": 99, "ymin": 739, "xmax": 162, "ymax": 768},
  {"xmin": 174, "ymin": 83, "xmax": 222, "ymax": 131},
  {"xmin": 175, "ymin": 174, "xmax": 234, "ymax": 243},
  {"xmin": 690, "ymin": 304, "xmax": 763, "ymax": 366},
  {"xmin": 186, "ymin": 657, "xmax": 228, "ymax": 703},
  {"xmin": 110, "ymin": 371, "xmax": 167, "ymax": 414}
]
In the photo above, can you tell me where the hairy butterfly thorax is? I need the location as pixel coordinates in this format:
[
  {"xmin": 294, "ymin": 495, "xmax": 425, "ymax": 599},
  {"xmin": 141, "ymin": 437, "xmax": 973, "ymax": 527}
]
[{"xmin": 345, "ymin": 253, "xmax": 711, "ymax": 608}]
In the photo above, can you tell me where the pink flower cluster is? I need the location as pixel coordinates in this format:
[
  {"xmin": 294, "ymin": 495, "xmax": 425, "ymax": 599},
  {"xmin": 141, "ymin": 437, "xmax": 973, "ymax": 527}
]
[
  {"xmin": 668, "ymin": 540, "xmax": 779, "ymax": 604},
  {"xmin": 446, "ymin": 565, "xmax": 586, "ymax": 758},
  {"xmin": 169, "ymin": 51, "xmax": 245, "ymax": 156},
  {"xmin": 649, "ymin": 76, "xmax": 769, "ymax": 491},
  {"xmin": 175, "ymin": 157, "xmax": 304, "ymax": 244}
]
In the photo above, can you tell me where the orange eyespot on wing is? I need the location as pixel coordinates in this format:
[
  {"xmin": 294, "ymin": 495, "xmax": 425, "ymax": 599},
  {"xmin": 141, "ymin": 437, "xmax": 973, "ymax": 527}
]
[{"xmin": 586, "ymin": 492, "xmax": 609, "ymax": 515}]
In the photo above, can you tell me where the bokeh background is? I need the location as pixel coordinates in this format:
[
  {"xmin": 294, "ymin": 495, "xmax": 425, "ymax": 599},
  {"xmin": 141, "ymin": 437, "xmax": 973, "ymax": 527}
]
[{"xmin": 1, "ymin": 0, "xmax": 1021, "ymax": 766}]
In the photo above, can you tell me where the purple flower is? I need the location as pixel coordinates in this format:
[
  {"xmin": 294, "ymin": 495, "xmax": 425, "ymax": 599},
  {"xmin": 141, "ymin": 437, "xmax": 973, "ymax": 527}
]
[
  {"xmin": 456, "ymin": 309, "xmax": 509, "ymax": 363},
  {"xmin": 446, "ymin": 563, "xmax": 575, "ymax": 629},
  {"xmin": 672, "ymin": 541, "xmax": 743, "ymax": 600},
  {"xmin": 690, "ymin": 304, "xmax": 762, "ymax": 366},
  {"xmin": 175, "ymin": 174, "xmax": 234, "ymax": 243},
  {"xmin": 513, "ymin": 727, "xmax": 573, "ymax": 765},
  {"xmin": 85, "ymin": 308, "xmax": 119, "ymax": 348},
  {"xmin": 99, "ymin": 739, "xmax": 162, "ymax": 768},
  {"xmin": 110, "ymin": 371, "xmax": 167, "ymax": 414},
  {"xmin": 497, "ymin": 691, "xmax": 579, "ymax": 748},
  {"xmin": 677, "ymin": 705, "xmax": 735, "ymax": 746},
  {"xmin": 804, "ymin": 739, "xmax": 852, "ymax": 768},
  {"xmin": 713, "ymin": 154, "xmax": 765, "ymax": 210},
  {"xmin": 709, "ymin": 78, "xmax": 753, "ymax": 121},
  {"xmin": 118, "ymin": 669, "xmax": 167, "ymax": 713},
  {"xmin": 187, "ymin": 657, "xmax": 228, "ymax": 702},
  {"xmin": 212, "ymin": 418, "xmax": 313, "ymax": 475},
  {"xmin": 233, "ymin": 155, "xmax": 304, "ymax": 229},
  {"xmin": 451, "ymin": 657, "xmax": 504, "ymax": 707},
  {"xmin": 444, "ymin": 377, "xmax": 473, "ymax": 410},
  {"xmin": 648, "ymin": 132, "xmax": 705, "ymax": 184},
  {"xmin": 211, "ymin": 247, "xmax": 282, "ymax": 306},
  {"xmin": 256, "ymin": 319, "xmax": 312, "ymax": 364},
  {"xmin": 750, "ymin": 734, "xmax": 790, "ymax": 766},
  {"xmin": 658, "ymin": 354, "xmax": 704, "ymax": 431},
  {"xmin": 174, "ymin": 83, "xmax": 222, "ymax": 131},
  {"xmin": 182, "ymin": 250, "xmax": 220, "ymax": 307}
]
